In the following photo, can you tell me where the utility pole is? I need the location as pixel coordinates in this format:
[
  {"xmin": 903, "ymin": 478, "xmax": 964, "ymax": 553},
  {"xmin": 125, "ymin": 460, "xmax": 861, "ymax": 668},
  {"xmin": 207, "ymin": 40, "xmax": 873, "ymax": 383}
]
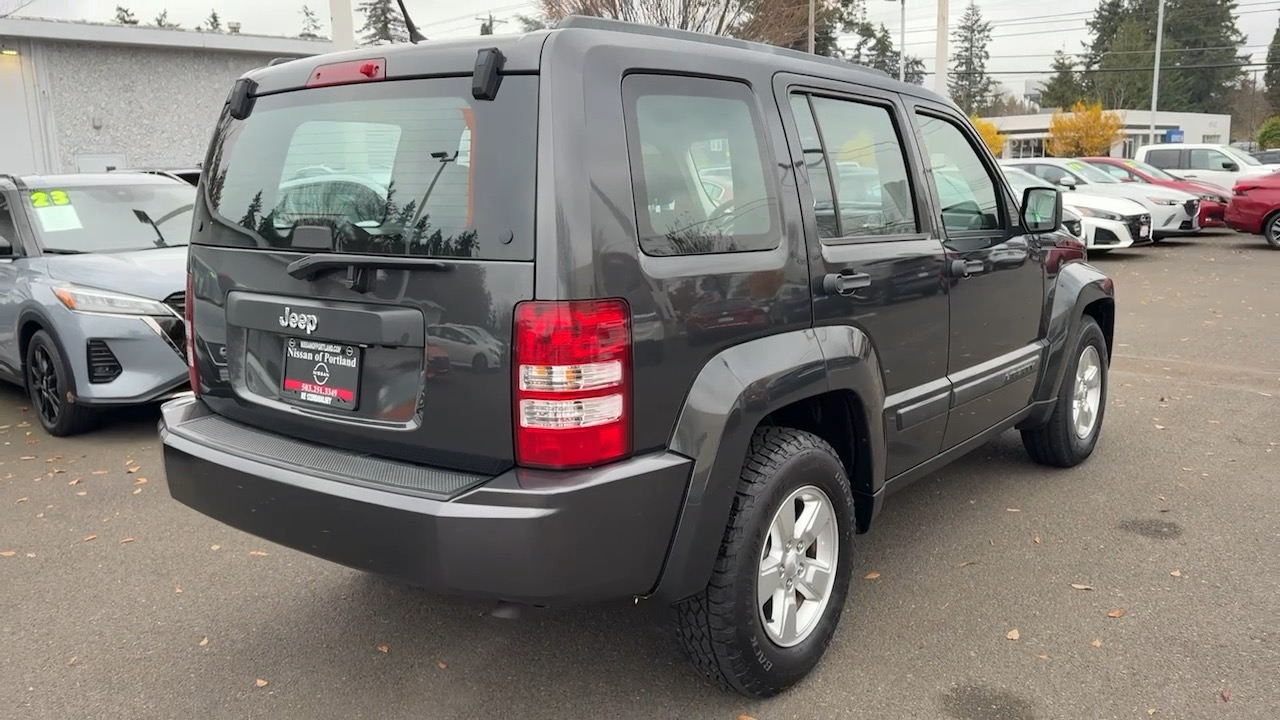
[
  {"xmin": 807, "ymin": 0, "xmax": 816, "ymax": 54},
  {"xmin": 476, "ymin": 12, "xmax": 506, "ymax": 35},
  {"xmin": 329, "ymin": 0, "xmax": 354, "ymax": 50},
  {"xmin": 1149, "ymin": 0, "xmax": 1165, "ymax": 143},
  {"xmin": 887, "ymin": 0, "xmax": 905, "ymax": 82},
  {"xmin": 934, "ymin": 0, "xmax": 948, "ymax": 97}
]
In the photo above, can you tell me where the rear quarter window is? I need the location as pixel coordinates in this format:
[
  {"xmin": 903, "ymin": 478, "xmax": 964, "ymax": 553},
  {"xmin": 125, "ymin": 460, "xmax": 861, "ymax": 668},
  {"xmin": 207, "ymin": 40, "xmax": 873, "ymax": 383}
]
[{"xmin": 201, "ymin": 76, "xmax": 537, "ymax": 261}]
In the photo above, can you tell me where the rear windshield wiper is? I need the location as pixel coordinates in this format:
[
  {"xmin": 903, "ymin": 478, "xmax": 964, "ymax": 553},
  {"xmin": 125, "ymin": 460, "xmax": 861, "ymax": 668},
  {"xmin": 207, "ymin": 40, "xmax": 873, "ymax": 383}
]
[
  {"xmin": 285, "ymin": 253, "xmax": 452, "ymax": 281},
  {"xmin": 41, "ymin": 248, "xmax": 87, "ymax": 255}
]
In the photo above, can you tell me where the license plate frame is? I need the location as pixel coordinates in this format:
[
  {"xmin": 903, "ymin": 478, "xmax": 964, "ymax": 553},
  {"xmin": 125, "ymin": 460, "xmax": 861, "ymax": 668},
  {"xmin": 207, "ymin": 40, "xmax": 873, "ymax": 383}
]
[{"xmin": 280, "ymin": 337, "xmax": 362, "ymax": 411}]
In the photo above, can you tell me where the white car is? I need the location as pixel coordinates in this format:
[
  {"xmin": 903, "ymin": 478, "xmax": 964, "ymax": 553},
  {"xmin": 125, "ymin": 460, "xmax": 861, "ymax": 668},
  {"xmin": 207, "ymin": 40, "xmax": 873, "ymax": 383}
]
[
  {"xmin": 1134, "ymin": 143, "xmax": 1280, "ymax": 191},
  {"xmin": 1002, "ymin": 158, "xmax": 1199, "ymax": 240},
  {"xmin": 1002, "ymin": 167, "xmax": 1151, "ymax": 251},
  {"xmin": 427, "ymin": 323, "xmax": 503, "ymax": 371}
]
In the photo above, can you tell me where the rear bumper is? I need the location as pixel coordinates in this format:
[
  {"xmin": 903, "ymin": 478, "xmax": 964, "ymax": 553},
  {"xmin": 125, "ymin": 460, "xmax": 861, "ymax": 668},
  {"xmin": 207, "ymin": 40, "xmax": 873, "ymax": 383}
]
[{"xmin": 159, "ymin": 398, "xmax": 692, "ymax": 605}]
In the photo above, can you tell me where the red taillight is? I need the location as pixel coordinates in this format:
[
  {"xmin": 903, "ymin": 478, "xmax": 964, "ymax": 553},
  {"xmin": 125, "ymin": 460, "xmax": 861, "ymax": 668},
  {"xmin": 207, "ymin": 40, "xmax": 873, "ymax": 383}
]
[
  {"xmin": 184, "ymin": 269, "xmax": 199, "ymax": 396},
  {"xmin": 306, "ymin": 58, "xmax": 386, "ymax": 88},
  {"xmin": 513, "ymin": 299, "xmax": 631, "ymax": 470}
]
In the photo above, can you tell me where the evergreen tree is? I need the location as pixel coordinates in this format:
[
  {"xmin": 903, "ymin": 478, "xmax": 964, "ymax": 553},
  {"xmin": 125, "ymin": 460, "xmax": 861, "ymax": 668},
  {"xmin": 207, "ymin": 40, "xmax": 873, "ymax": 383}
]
[
  {"xmin": 1039, "ymin": 51, "xmax": 1085, "ymax": 109},
  {"xmin": 948, "ymin": 0, "xmax": 997, "ymax": 114},
  {"xmin": 300, "ymin": 4, "xmax": 323, "ymax": 38},
  {"xmin": 480, "ymin": 13, "xmax": 495, "ymax": 35},
  {"xmin": 113, "ymin": 5, "xmax": 138, "ymax": 24},
  {"xmin": 1265, "ymin": 19, "xmax": 1280, "ymax": 112},
  {"xmin": 357, "ymin": 0, "xmax": 408, "ymax": 45},
  {"xmin": 205, "ymin": 10, "xmax": 222, "ymax": 31},
  {"xmin": 1083, "ymin": 0, "xmax": 1246, "ymax": 114},
  {"xmin": 1092, "ymin": 18, "xmax": 1153, "ymax": 110},
  {"xmin": 152, "ymin": 9, "xmax": 179, "ymax": 28}
]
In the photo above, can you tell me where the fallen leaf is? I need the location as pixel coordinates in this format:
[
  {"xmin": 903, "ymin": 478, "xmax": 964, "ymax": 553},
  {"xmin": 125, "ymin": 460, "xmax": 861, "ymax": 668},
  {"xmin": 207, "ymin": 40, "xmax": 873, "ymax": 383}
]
[
  {"xmin": 436, "ymin": 661, "xmax": 447, "ymax": 669},
  {"xmin": 863, "ymin": 571, "xmax": 881, "ymax": 580},
  {"xmin": 255, "ymin": 678, "xmax": 269, "ymax": 688},
  {"xmin": 0, "ymin": 551, "xmax": 15, "ymax": 557},
  {"xmin": 1037, "ymin": 653, "xmax": 1050, "ymax": 660},
  {"xmin": 1070, "ymin": 583, "xmax": 1095, "ymax": 591},
  {"xmin": 377, "ymin": 644, "xmax": 389, "ymax": 653},
  {"xmin": 958, "ymin": 561, "xmax": 976, "ymax": 567},
  {"xmin": 1092, "ymin": 639, "xmax": 1103, "ymax": 648},
  {"xmin": 1154, "ymin": 424, "xmax": 1166, "ymax": 430},
  {"xmin": 67, "ymin": 656, "xmax": 76, "ymax": 666},
  {"xmin": 76, "ymin": 491, "xmax": 86, "ymax": 496},
  {"xmin": 738, "ymin": 715, "xmax": 757, "ymax": 720},
  {"xmin": 199, "ymin": 636, "xmax": 209, "ymax": 647},
  {"xmin": 1107, "ymin": 609, "xmax": 1125, "ymax": 618},
  {"xmin": 35, "ymin": 513, "xmax": 43, "ymax": 518},
  {"xmin": 1148, "ymin": 709, "xmax": 1156, "ymax": 716},
  {"xmin": 20, "ymin": 455, "xmax": 35, "ymax": 461},
  {"xmin": 126, "ymin": 465, "xmax": 140, "ymax": 474},
  {"xmin": 1220, "ymin": 689, "xmax": 1230, "ymax": 702},
  {"xmin": 1005, "ymin": 508, "xmax": 1021, "ymax": 512},
  {"xmin": 132, "ymin": 488, "xmax": 142, "ymax": 495},
  {"xmin": 15, "ymin": 497, "xmax": 28, "ymax": 504},
  {"xmin": 1006, "ymin": 629, "xmax": 1020, "ymax": 640},
  {"xmin": 248, "ymin": 550, "xmax": 269, "ymax": 557},
  {"xmin": 1157, "ymin": 495, "xmax": 1166, "ymax": 501},
  {"xmin": 91, "ymin": 470, "xmax": 108, "ymax": 475},
  {"xmin": 1033, "ymin": 535, "xmax": 1042, "ymax": 544},
  {"xmin": 83, "ymin": 535, "xmax": 97, "ymax": 542},
  {"xmin": 119, "ymin": 537, "xmax": 134, "ymax": 544},
  {"xmin": 68, "ymin": 478, "xmax": 81, "ymax": 485},
  {"xmin": 25, "ymin": 553, "xmax": 35, "ymax": 558},
  {"xmin": 210, "ymin": 544, "xmax": 221, "ymax": 551},
  {"xmin": 1170, "ymin": 569, "xmax": 1182, "ymax": 577},
  {"xmin": 175, "ymin": 586, "xmax": 183, "ymax": 594},
  {"xmin": 134, "ymin": 477, "xmax": 147, "ymax": 485}
]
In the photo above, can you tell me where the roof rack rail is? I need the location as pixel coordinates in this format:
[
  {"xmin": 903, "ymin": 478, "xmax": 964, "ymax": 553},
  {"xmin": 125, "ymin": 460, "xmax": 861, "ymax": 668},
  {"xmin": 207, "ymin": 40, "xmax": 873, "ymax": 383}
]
[
  {"xmin": 0, "ymin": 173, "xmax": 26, "ymax": 190},
  {"xmin": 552, "ymin": 15, "xmax": 891, "ymax": 80}
]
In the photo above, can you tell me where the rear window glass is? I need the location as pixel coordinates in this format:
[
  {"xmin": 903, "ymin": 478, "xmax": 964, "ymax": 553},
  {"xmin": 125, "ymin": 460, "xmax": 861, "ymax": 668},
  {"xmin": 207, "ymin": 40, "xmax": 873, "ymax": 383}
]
[
  {"xmin": 26, "ymin": 184, "xmax": 195, "ymax": 253},
  {"xmin": 202, "ymin": 76, "xmax": 536, "ymax": 260}
]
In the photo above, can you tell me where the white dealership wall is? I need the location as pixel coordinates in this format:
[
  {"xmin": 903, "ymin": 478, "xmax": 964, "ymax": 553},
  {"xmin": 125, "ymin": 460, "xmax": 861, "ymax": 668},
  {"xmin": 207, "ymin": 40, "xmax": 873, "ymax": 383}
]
[
  {"xmin": 0, "ymin": 18, "xmax": 334, "ymax": 176},
  {"xmin": 980, "ymin": 110, "xmax": 1233, "ymax": 160}
]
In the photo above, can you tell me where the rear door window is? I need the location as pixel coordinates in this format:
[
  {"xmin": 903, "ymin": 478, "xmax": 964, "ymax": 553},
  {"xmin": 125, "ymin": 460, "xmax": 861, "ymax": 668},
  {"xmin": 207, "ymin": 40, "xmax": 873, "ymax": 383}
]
[
  {"xmin": 1145, "ymin": 148, "xmax": 1182, "ymax": 169},
  {"xmin": 621, "ymin": 74, "xmax": 781, "ymax": 256},
  {"xmin": 202, "ymin": 76, "xmax": 536, "ymax": 261}
]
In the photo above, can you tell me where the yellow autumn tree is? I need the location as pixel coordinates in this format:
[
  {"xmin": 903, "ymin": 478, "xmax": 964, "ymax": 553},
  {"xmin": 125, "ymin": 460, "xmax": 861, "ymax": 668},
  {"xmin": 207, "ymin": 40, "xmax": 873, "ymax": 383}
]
[
  {"xmin": 970, "ymin": 116, "xmax": 1007, "ymax": 158},
  {"xmin": 1047, "ymin": 101, "xmax": 1126, "ymax": 157}
]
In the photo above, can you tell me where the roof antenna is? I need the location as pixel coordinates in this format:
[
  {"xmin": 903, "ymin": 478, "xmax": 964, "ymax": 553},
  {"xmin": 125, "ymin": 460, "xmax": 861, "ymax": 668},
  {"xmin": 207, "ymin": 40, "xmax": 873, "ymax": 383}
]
[{"xmin": 396, "ymin": 0, "xmax": 427, "ymax": 44}]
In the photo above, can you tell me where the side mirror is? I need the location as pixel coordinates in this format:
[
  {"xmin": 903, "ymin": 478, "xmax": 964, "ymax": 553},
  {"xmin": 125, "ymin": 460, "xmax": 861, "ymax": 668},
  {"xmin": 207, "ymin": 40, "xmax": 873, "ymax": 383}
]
[
  {"xmin": 1021, "ymin": 187, "xmax": 1061, "ymax": 233},
  {"xmin": 1056, "ymin": 176, "xmax": 1077, "ymax": 190},
  {"xmin": 1222, "ymin": 161, "xmax": 1239, "ymax": 172}
]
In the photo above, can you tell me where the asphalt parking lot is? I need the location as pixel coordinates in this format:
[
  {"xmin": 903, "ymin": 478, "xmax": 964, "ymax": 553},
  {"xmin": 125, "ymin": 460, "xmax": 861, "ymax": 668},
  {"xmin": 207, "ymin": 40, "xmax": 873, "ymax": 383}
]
[{"xmin": 1, "ymin": 230, "xmax": 1277, "ymax": 720}]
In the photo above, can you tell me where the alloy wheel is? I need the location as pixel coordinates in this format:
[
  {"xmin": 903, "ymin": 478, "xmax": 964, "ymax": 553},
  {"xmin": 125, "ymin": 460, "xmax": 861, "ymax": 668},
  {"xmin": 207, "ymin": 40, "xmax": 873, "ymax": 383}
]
[
  {"xmin": 30, "ymin": 346, "xmax": 61, "ymax": 427},
  {"xmin": 1072, "ymin": 345, "xmax": 1103, "ymax": 439},
  {"xmin": 757, "ymin": 484, "xmax": 839, "ymax": 648}
]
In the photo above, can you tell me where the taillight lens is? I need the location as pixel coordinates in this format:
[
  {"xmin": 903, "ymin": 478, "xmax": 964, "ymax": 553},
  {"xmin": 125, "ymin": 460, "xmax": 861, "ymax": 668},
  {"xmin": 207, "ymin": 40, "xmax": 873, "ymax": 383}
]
[
  {"xmin": 184, "ymin": 268, "xmax": 199, "ymax": 396},
  {"xmin": 513, "ymin": 299, "xmax": 631, "ymax": 470}
]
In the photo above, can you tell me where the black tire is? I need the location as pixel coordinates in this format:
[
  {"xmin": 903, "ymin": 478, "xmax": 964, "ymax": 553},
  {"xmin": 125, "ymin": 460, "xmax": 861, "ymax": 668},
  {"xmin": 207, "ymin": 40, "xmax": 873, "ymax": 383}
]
[
  {"xmin": 471, "ymin": 354, "xmax": 488, "ymax": 372},
  {"xmin": 673, "ymin": 426, "xmax": 856, "ymax": 698},
  {"xmin": 25, "ymin": 330, "xmax": 97, "ymax": 437},
  {"xmin": 1021, "ymin": 316, "xmax": 1108, "ymax": 467},
  {"xmin": 1263, "ymin": 210, "xmax": 1280, "ymax": 249}
]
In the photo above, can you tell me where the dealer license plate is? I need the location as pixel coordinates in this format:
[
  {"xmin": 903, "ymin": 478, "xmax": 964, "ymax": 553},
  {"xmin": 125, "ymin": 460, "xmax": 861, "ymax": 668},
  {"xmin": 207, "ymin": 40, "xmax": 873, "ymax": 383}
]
[{"xmin": 281, "ymin": 338, "xmax": 361, "ymax": 410}]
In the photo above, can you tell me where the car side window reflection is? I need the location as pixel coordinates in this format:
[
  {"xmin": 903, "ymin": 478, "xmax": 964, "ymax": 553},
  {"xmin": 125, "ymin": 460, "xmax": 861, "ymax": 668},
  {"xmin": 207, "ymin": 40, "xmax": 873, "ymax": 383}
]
[{"xmin": 915, "ymin": 114, "xmax": 1003, "ymax": 234}]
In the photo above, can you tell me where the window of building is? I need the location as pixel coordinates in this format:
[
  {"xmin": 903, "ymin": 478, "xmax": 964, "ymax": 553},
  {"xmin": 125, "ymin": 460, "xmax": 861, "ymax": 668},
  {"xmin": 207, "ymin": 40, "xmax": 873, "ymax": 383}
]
[
  {"xmin": 622, "ymin": 74, "xmax": 780, "ymax": 256},
  {"xmin": 1202, "ymin": 134, "xmax": 1222, "ymax": 144},
  {"xmin": 789, "ymin": 93, "xmax": 918, "ymax": 240}
]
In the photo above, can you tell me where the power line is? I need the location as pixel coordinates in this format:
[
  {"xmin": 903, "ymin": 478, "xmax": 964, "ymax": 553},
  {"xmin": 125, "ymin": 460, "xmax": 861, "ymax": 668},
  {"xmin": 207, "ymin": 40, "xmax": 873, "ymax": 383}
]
[{"xmin": 942, "ymin": 60, "xmax": 1280, "ymax": 76}]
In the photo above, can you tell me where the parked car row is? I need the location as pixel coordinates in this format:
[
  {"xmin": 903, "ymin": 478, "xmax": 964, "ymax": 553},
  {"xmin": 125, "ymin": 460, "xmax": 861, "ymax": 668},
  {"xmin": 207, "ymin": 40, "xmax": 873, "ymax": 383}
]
[{"xmin": 1001, "ymin": 148, "xmax": 1280, "ymax": 250}]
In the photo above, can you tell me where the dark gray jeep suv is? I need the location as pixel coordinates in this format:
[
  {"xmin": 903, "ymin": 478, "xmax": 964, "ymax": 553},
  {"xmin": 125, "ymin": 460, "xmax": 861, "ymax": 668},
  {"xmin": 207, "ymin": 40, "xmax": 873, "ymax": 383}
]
[{"xmin": 160, "ymin": 17, "xmax": 1116, "ymax": 698}]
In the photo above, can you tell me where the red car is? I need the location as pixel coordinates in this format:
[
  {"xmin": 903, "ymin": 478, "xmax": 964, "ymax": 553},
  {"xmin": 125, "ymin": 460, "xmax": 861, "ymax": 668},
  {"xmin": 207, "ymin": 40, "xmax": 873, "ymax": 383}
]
[
  {"xmin": 1224, "ymin": 171, "xmax": 1280, "ymax": 249},
  {"xmin": 1081, "ymin": 156, "xmax": 1231, "ymax": 228}
]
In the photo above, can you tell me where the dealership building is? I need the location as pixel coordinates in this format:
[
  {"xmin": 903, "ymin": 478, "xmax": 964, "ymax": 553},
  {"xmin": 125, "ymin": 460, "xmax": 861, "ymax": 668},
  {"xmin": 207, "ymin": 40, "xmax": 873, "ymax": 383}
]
[
  {"xmin": 0, "ymin": 17, "xmax": 333, "ymax": 176},
  {"xmin": 982, "ymin": 109, "xmax": 1233, "ymax": 160}
]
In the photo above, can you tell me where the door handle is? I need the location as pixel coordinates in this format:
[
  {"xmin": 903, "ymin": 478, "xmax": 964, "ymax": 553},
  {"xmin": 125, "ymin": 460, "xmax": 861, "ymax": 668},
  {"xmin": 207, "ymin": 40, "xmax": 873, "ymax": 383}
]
[
  {"xmin": 948, "ymin": 259, "xmax": 986, "ymax": 278},
  {"xmin": 821, "ymin": 270, "xmax": 872, "ymax": 296}
]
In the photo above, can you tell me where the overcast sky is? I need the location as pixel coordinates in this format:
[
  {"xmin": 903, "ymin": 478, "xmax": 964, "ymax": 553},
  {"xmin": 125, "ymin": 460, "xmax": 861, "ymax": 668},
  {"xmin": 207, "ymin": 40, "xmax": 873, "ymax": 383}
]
[{"xmin": 7, "ymin": 0, "xmax": 1279, "ymax": 95}]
